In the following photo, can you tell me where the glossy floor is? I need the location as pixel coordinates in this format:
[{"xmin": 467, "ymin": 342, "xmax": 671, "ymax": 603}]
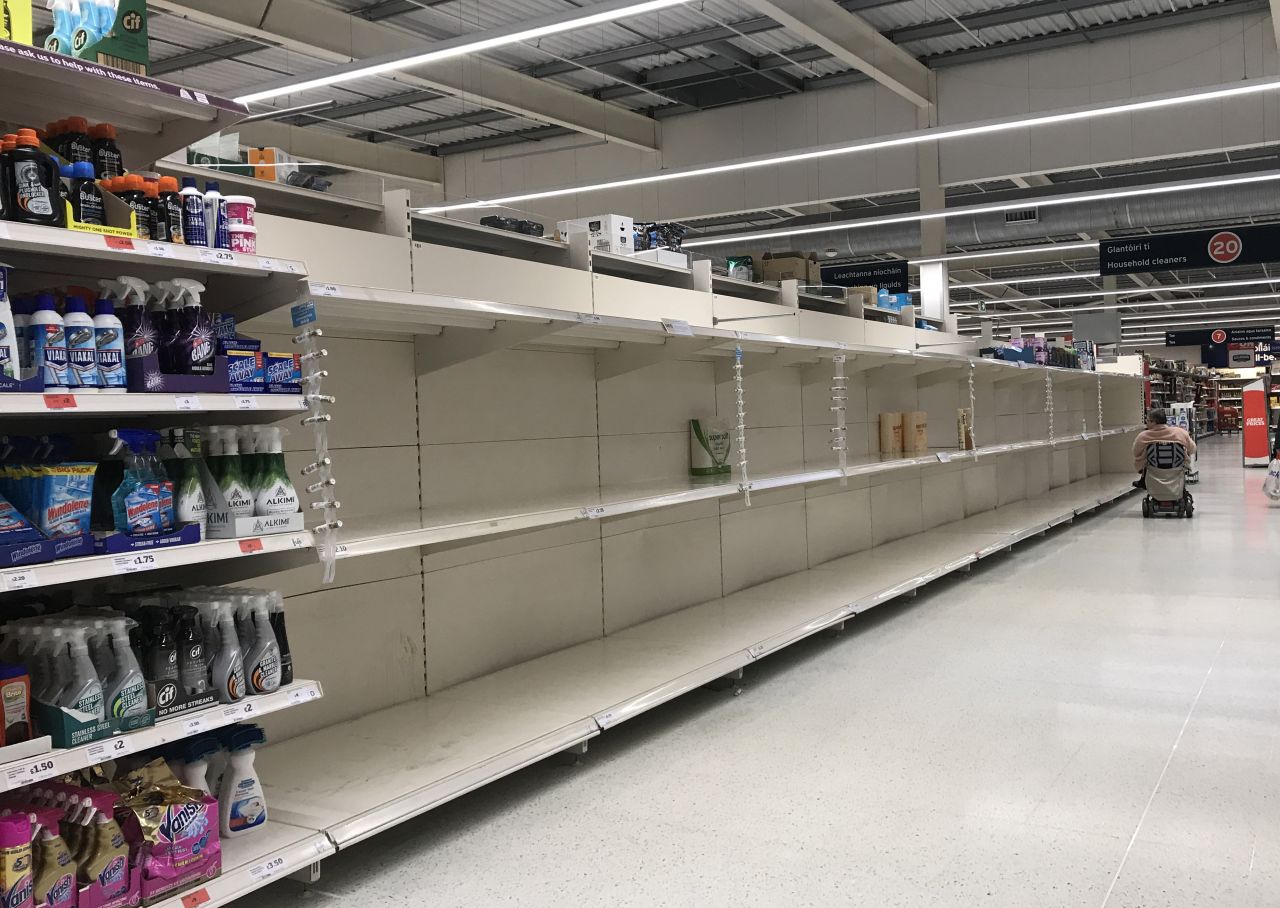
[{"xmin": 244, "ymin": 437, "xmax": 1279, "ymax": 907}]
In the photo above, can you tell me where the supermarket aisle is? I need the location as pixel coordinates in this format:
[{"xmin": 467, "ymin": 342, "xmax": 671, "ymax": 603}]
[{"xmin": 246, "ymin": 437, "xmax": 1280, "ymax": 908}]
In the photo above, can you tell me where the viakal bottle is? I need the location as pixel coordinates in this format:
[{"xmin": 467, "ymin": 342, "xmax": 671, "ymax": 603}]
[{"xmin": 61, "ymin": 296, "xmax": 100, "ymax": 391}]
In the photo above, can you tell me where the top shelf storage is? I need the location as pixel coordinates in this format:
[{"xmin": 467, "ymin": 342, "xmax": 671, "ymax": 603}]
[{"xmin": 0, "ymin": 40, "xmax": 248, "ymax": 167}]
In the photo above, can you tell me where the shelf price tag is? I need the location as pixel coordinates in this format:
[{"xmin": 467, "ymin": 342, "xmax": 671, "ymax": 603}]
[
  {"xmin": 283, "ymin": 261, "xmax": 302, "ymax": 274},
  {"xmin": 580, "ymin": 506, "xmax": 606, "ymax": 520},
  {"xmin": 6, "ymin": 756, "xmax": 57, "ymax": 787},
  {"xmin": 238, "ymin": 538, "xmax": 264, "ymax": 555},
  {"xmin": 309, "ymin": 283, "xmax": 339, "ymax": 297},
  {"xmin": 936, "ymin": 452, "xmax": 952, "ymax": 463},
  {"xmin": 174, "ymin": 395, "xmax": 201, "ymax": 411},
  {"xmin": 42, "ymin": 394, "xmax": 77, "ymax": 410},
  {"xmin": 87, "ymin": 737, "xmax": 133, "ymax": 762},
  {"xmin": 3, "ymin": 570, "xmax": 37, "ymax": 592},
  {"xmin": 288, "ymin": 685, "xmax": 320, "ymax": 705},
  {"xmin": 103, "ymin": 236, "xmax": 134, "ymax": 251},
  {"xmin": 111, "ymin": 553, "xmax": 159, "ymax": 575},
  {"xmin": 661, "ymin": 318, "xmax": 693, "ymax": 336},
  {"xmin": 234, "ymin": 396, "xmax": 259, "ymax": 411},
  {"xmin": 577, "ymin": 313, "xmax": 602, "ymax": 325},
  {"xmin": 180, "ymin": 888, "xmax": 210, "ymax": 908},
  {"xmin": 198, "ymin": 249, "xmax": 236, "ymax": 266},
  {"xmin": 182, "ymin": 716, "xmax": 207, "ymax": 737},
  {"xmin": 257, "ymin": 257, "xmax": 278, "ymax": 271},
  {"xmin": 289, "ymin": 535, "xmax": 308, "ymax": 549},
  {"xmin": 249, "ymin": 855, "xmax": 287, "ymax": 882},
  {"xmin": 145, "ymin": 242, "xmax": 173, "ymax": 258}
]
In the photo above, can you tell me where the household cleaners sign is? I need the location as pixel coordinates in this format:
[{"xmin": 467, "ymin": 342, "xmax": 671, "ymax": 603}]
[{"xmin": 1100, "ymin": 225, "xmax": 1280, "ymax": 275}]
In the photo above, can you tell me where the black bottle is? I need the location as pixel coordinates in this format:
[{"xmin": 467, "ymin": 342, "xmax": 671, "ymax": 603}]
[
  {"xmin": 66, "ymin": 161, "xmax": 104, "ymax": 226},
  {"xmin": 268, "ymin": 598, "xmax": 293, "ymax": 685},
  {"xmin": 141, "ymin": 608, "xmax": 179, "ymax": 683},
  {"xmin": 6, "ymin": 129, "xmax": 61, "ymax": 227},
  {"xmin": 176, "ymin": 607, "xmax": 207, "ymax": 696},
  {"xmin": 144, "ymin": 181, "xmax": 168, "ymax": 242},
  {"xmin": 117, "ymin": 174, "xmax": 152, "ymax": 240},
  {"xmin": 62, "ymin": 117, "xmax": 93, "ymax": 165},
  {"xmin": 89, "ymin": 123, "xmax": 123, "ymax": 179}
]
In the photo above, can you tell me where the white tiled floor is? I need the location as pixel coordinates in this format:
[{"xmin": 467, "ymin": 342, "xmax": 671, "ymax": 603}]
[{"xmin": 243, "ymin": 438, "xmax": 1280, "ymax": 907}]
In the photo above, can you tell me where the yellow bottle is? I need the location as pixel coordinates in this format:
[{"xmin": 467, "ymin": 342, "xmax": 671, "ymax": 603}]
[
  {"xmin": 31, "ymin": 826, "xmax": 75, "ymax": 908},
  {"xmin": 78, "ymin": 812, "xmax": 129, "ymax": 898},
  {"xmin": 0, "ymin": 814, "xmax": 33, "ymax": 908}
]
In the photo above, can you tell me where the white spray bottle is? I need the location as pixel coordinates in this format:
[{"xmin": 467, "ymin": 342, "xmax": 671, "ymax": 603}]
[
  {"xmin": 103, "ymin": 617, "xmax": 146, "ymax": 718},
  {"xmin": 56, "ymin": 627, "xmax": 104, "ymax": 721},
  {"xmin": 219, "ymin": 725, "xmax": 267, "ymax": 836},
  {"xmin": 253, "ymin": 427, "xmax": 298, "ymax": 516},
  {"xmin": 213, "ymin": 427, "xmax": 254, "ymax": 518},
  {"xmin": 0, "ymin": 262, "xmax": 19, "ymax": 380}
]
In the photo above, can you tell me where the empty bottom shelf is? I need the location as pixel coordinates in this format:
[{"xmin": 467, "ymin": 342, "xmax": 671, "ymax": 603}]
[{"xmin": 246, "ymin": 473, "xmax": 1136, "ymax": 887}]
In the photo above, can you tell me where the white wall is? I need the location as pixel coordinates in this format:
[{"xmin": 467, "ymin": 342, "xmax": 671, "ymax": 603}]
[{"xmin": 443, "ymin": 12, "xmax": 1280, "ymax": 223}]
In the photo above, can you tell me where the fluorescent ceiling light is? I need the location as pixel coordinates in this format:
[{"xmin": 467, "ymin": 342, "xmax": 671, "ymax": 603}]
[
  {"xmin": 236, "ymin": 0, "xmax": 694, "ymax": 104},
  {"xmin": 420, "ymin": 75, "xmax": 1280, "ymax": 215},
  {"xmin": 975, "ymin": 307, "xmax": 1280, "ymax": 332},
  {"xmin": 681, "ymin": 171, "xmax": 1280, "ymax": 248},
  {"xmin": 952, "ymin": 272, "xmax": 1101, "ymax": 289},
  {"xmin": 959, "ymin": 292, "xmax": 1280, "ymax": 318},
  {"xmin": 951, "ymin": 275, "xmax": 1280, "ymax": 307},
  {"xmin": 911, "ymin": 242, "xmax": 1099, "ymax": 266}
]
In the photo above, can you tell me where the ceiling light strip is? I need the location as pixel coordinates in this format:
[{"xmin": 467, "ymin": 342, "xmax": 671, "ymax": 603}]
[
  {"xmin": 951, "ymin": 275, "xmax": 1280, "ymax": 306},
  {"xmin": 910, "ymin": 242, "xmax": 1099, "ymax": 266}
]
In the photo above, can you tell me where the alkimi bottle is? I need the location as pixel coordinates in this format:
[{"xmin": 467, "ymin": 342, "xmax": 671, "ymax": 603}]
[
  {"xmin": 253, "ymin": 427, "xmax": 299, "ymax": 516},
  {"xmin": 171, "ymin": 428, "xmax": 207, "ymax": 535},
  {"xmin": 213, "ymin": 427, "xmax": 254, "ymax": 518}
]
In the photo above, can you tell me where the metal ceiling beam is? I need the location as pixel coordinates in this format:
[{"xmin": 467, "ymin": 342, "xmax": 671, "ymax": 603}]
[
  {"xmin": 743, "ymin": 0, "xmax": 933, "ymax": 108},
  {"xmin": 237, "ymin": 121, "xmax": 443, "ymax": 184},
  {"xmin": 887, "ymin": 0, "xmax": 1134, "ymax": 44},
  {"xmin": 705, "ymin": 40, "xmax": 804, "ymax": 94},
  {"xmin": 1272, "ymin": 0, "xmax": 1280, "ymax": 59},
  {"xmin": 437, "ymin": 126, "xmax": 576, "ymax": 154},
  {"xmin": 148, "ymin": 0, "xmax": 660, "ymax": 151},
  {"xmin": 150, "ymin": 38, "xmax": 263, "ymax": 76}
]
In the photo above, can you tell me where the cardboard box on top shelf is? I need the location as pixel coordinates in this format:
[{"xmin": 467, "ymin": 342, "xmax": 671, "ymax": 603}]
[
  {"xmin": 759, "ymin": 251, "xmax": 821, "ymax": 285},
  {"xmin": 556, "ymin": 214, "xmax": 635, "ymax": 255},
  {"xmin": 38, "ymin": 0, "xmax": 150, "ymax": 75},
  {"xmin": 249, "ymin": 145, "xmax": 298, "ymax": 183},
  {"xmin": 879, "ymin": 412, "xmax": 904, "ymax": 456},
  {"xmin": 188, "ymin": 132, "xmax": 251, "ymax": 177}
]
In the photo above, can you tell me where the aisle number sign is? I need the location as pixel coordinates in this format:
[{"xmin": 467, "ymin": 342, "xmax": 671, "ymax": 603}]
[{"xmin": 1101, "ymin": 224, "xmax": 1280, "ymax": 275}]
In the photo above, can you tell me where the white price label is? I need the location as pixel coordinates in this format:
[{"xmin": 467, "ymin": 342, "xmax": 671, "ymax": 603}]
[
  {"xmin": 112, "ymin": 553, "xmax": 159, "ymax": 575},
  {"xmin": 661, "ymin": 318, "xmax": 693, "ymax": 336},
  {"xmin": 87, "ymin": 737, "xmax": 132, "ymax": 762},
  {"xmin": 257, "ymin": 257, "xmax": 278, "ymax": 271},
  {"xmin": 182, "ymin": 716, "xmax": 207, "ymax": 737},
  {"xmin": 174, "ymin": 395, "xmax": 201, "ymax": 411},
  {"xmin": 198, "ymin": 248, "xmax": 236, "ymax": 266},
  {"xmin": 284, "ymin": 261, "xmax": 302, "ymax": 274},
  {"xmin": 597, "ymin": 711, "xmax": 616, "ymax": 728},
  {"xmin": 234, "ymin": 396, "xmax": 259, "ymax": 411},
  {"xmin": 580, "ymin": 506, "xmax": 606, "ymax": 519},
  {"xmin": 6, "ymin": 757, "xmax": 57, "ymax": 786},
  {"xmin": 734, "ymin": 331, "xmax": 749, "ymax": 340},
  {"xmin": 146, "ymin": 242, "xmax": 173, "ymax": 258},
  {"xmin": 249, "ymin": 856, "xmax": 287, "ymax": 882},
  {"xmin": 937, "ymin": 452, "xmax": 952, "ymax": 463},
  {"xmin": 334, "ymin": 543, "xmax": 349, "ymax": 556},
  {"xmin": 309, "ymin": 283, "xmax": 339, "ymax": 297},
  {"xmin": 0, "ymin": 224, "xmax": 9, "ymax": 239},
  {"xmin": 577, "ymin": 313, "xmax": 603, "ymax": 325},
  {"xmin": 289, "ymin": 535, "xmax": 307, "ymax": 549},
  {"xmin": 288, "ymin": 686, "xmax": 320, "ymax": 705},
  {"xmin": 3, "ymin": 570, "xmax": 37, "ymax": 591}
]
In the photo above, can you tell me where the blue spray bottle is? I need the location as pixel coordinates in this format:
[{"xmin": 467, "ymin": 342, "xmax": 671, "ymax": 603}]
[{"xmin": 107, "ymin": 429, "xmax": 173, "ymax": 534}]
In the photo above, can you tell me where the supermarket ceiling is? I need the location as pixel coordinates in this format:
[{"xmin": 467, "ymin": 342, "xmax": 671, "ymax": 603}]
[{"xmin": 47, "ymin": 0, "xmax": 1259, "ymax": 156}]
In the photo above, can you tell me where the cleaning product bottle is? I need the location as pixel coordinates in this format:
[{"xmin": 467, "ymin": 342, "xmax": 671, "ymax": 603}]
[
  {"xmin": 245, "ymin": 597, "xmax": 280, "ymax": 694},
  {"xmin": 78, "ymin": 811, "xmax": 127, "ymax": 896},
  {"xmin": 61, "ymin": 118, "xmax": 92, "ymax": 166},
  {"xmin": 175, "ymin": 606, "xmax": 207, "ymax": 697},
  {"xmin": 253, "ymin": 427, "xmax": 298, "ymax": 516},
  {"xmin": 68, "ymin": 807, "xmax": 94, "ymax": 867},
  {"xmin": 65, "ymin": 162, "xmax": 104, "ymax": 226},
  {"xmin": 0, "ymin": 263, "xmax": 19, "ymax": 380},
  {"xmin": 140, "ymin": 436, "xmax": 175, "ymax": 532},
  {"xmin": 27, "ymin": 295, "xmax": 68, "ymax": 390},
  {"xmin": 150, "ymin": 281, "xmax": 179, "ymax": 374},
  {"xmin": 139, "ymin": 607, "xmax": 177, "ymax": 685},
  {"xmin": 0, "ymin": 814, "xmax": 32, "ymax": 908},
  {"xmin": 157, "ymin": 176, "xmax": 184, "ymax": 244},
  {"xmin": 267, "ymin": 592, "xmax": 293, "ymax": 685},
  {"xmin": 92, "ymin": 296, "xmax": 126, "ymax": 392},
  {"xmin": 213, "ymin": 427, "xmax": 253, "ymax": 518},
  {"xmin": 61, "ymin": 296, "xmax": 100, "ymax": 392},
  {"xmin": 44, "ymin": 0, "xmax": 76, "ymax": 52},
  {"xmin": 12, "ymin": 297, "xmax": 31, "ymax": 373},
  {"xmin": 108, "ymin": 428, "xmax": 161, "ymax": 534},
  {"xmin": 179, "ymin": 177, "xmax": 207, "ymax": 247},
  {"xmin": 210, "ymin": 601, "xmax": 245, "ymax": 703},
  {"xmin": 6, "ymin": 130, "xmax": 60, "ymax": 227},
  {"xmin": 171, "ymin": 279, "xmax": 213, "ymax": 375},
  {"xmin": 142, "ymin": 180, "xmax": 167, "ymax": 242},
  {"xmin": 88, "ymin": 124, "xmax": 122, "ymax": 180},
  {"xmin": 170, "ymin": 428, "xmax": 207, "ymax": 535},
  {"xmin": 31, "ymin": 825, "xmax": 74, "ymax": 908},
  {"xmin": 86, "ymin": 619, "xmax": 114, "ymax": 683},
  {"xmin": 107, "ymin": 276, "xmax": 154, "ymax": 362},
  {"xmin": 117, "ymin": 175, "xmax": 151, "ymax": 240},
  {"xmin": 56, "ymin": 627, "xmax": 104, "ymax": 722},
  {"xmin": 103, "ymin": 617, "xmax": 146, "ymax": 718},
  {"xmin": 176, "ymin": 736, "xmax": 218, "ymax": 794},
  {"xmin": 219, "ymin": 725, "xmax": 267, "ymax": 836},
  {"xmin": 203, "ymin": 181, "xmax": 229, "ymax": 250}
]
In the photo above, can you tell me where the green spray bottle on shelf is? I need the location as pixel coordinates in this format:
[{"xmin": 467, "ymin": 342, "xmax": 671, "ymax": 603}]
[
  {"xmin": 238, "ymin": 427, "xmax": 262, "ymax": 504},
  {"xmin": 169, "ymin": 428, "xmax": 207, "ymax": 535},
  {"xmin": 212, "ymin": 426, "xmax": 254, "ymax": 518},
  {"xmin": 253, "ymin": 427, "xmax": 299, "ymax": 516}
]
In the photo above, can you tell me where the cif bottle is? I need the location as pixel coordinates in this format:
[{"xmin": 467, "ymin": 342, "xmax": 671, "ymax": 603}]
[
  {"xmin": 176, "ymin": 606, "xmax": 208, "ymax": 697},
  {"xmin": 61, "ymin": 296, "xmax": 100, "ymax": 392},
  {"xmin": 92, "ymin": 296, "xmax": 126, "ymax": 392},
  {"xmin": 27, "ymin": 295, "xmax": 68, "ymax": 390},
  {"xmin": 6, "ymin": 130, "xmax": 60, "ymax": 227},
  {"xmin": 179, "ymin": 177, "xmax": 207, "ymax": 247}
]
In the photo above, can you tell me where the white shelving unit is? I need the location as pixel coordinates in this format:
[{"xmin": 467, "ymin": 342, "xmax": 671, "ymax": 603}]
[{"xmin": 0, "ymin": 393, "xmax": 306, "ymax": 417}]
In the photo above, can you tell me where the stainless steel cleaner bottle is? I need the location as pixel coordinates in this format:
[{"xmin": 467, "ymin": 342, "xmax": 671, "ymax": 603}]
[
  {"xmin": 210, "ymin": 601, "xmax": 245, "ymax": 703},
  {"xmin": 56, "ymin": 627, "xmax": 104, "ymax": 721},
  {"xmin": 103, "ymin": 617, "xmax": 146, "ymax": 719}
]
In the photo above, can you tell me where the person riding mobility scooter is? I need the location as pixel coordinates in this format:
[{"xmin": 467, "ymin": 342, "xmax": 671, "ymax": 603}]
[{"xmin": 1132, "ymin": 409, "xmax": 1197, "ymax": 518}]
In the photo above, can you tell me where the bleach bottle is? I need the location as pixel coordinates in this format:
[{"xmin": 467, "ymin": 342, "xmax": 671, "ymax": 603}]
[
  {"xmin": 62, "ymin": 297, "xmax": 100, "ymax": 392},
  {"xmin": 28, "ymin": 295, "xmax": 68, "ymax": 389},
  {"xmin": 92, "ymin": 296, "xmax": 126, "ymax": 393},
  {"xmin": 179, "ymin": 178, "xmax": 207, "ymax": 247},
  {"xmin": 220, "ymin": 725, "xmax": 267, "ymax": 836}
]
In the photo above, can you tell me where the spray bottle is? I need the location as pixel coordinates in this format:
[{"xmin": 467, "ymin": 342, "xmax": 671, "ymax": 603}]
[
  {"xmin": 170, "ymin": 278, "xmax": 213, "ymax": 375},
  {"xmin": 103, "ymin": 617, "xmax": 146, "ymax": 719},
  {"xmin": 175, "ymin": 606, "xmax": 207, "ymax": 697},
  {"xmin": 107, "ymin": 429, "xmax": 162, "ymax": 534},
  {"xmin": 147, "ymin": 281, "xmax": 178, "ymax": 373},
  {"xmin": 212, "ymin": 427, "xmax": 253, "ymax": 518},
  {"xmin": 77, "ymin": 808, "xmax": 128, "ymax": 897},
  {"xmin": 31, "ymin": 819, "xmax": 75, "ymax": 908},
  {"xmin": 56, "ymin": 627, "xmax": 104, "ymax": 722},
  {"xmin": 219, "ymin": 725, "xmax": 267, "ymax": 836},
  {"xmin": 267, "ymin": 592, "xmax": 293, "ymax": 685},
  {"xmin": 244, "ymin": 595, "xmax": 280, "ymax": 694},
  {"xmin": 253, "ymin": 427, "xmax": 298, "ymax": 516},
  {"xmin": 105, "ymin": 277, "xmax": 154, "ymax": 361},
  {"xmin": 169, "ymin": 428, "xmax": 207, "ymax": 535},
  {"xmin": 0, "ymin": 263, "xmax": 17, "ymax": 380},
  {"xmin": 210, "ymin": 600, "xmax": 245, "ymax": 703}
]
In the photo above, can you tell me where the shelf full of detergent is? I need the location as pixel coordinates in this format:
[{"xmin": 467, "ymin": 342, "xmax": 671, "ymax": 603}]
[
  {"xmin": 0, "ymin": 116, "xmax": 257, "ymax": 250},
  {"xmin": 0, "ymin": 422, "xmax": 303, "ymax": 571},
  {"xmin": 0, "ymin": 266, "xmax": 302, "ymax": 396}
]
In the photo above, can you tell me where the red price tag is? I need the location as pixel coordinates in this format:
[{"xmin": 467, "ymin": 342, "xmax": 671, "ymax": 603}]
[
  {"xmin": 238, "ymin": 538, "xmax": 264, "ymax": 554},
  {"xmin": 42, "ymin": 394, "xmax": 77, "ymax": 410},
  {"xmin": 104, "ymin": 236, "xmax": 135, "ymax": 250},
  {"xmin": 181, "ymin": 889, "xmax": 210, "ymax": 908}
]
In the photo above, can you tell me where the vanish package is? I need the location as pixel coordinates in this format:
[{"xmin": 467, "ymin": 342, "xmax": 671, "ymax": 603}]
[{"xmin": 115, "ymin": 760, "xmax": 220, "ymax": 902}]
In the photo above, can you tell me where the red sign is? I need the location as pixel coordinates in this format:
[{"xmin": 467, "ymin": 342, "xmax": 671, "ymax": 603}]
[
  {"xmin": 103, "ymin": 236, "xmax": 135, "ymax": 251},
  {"xmin": 181, "ymin": 890, "xmax": 210, "ymax": 908},
  {"xmin": 1242, "ymin": 381, "xmax": 1270, "ymax": 463},
  {"xmin": 1211, "ymin": 329, "xmax": 1227, "ymax": 344},
  {"xmin": 42, "ymin": 394, "xmax": 77, "ymax": 410},
  {"xmin": 238, "ymin": 538, "xmax": 263, "ymax": 554},
  {"xmin": 1208, "ymin": 231, "xmax": 1243, "ymax": 264}
]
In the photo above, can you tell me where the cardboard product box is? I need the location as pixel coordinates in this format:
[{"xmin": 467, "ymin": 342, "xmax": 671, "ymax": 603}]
[
  {"xmin": 2, "ymin": 1, "xmax": 33, "ymax": 44},
  {"xmin": 249, "ymin": 146, "xmax": 298, "ymax": 183},
  {"xmin": 879, "ymin": 412, "xmax": 904, "ymax": 456},
  {"xmin": 632, "ymin": 247, "xmax": 688, "ymax": 268},
  {"xmin": 556, "ymin": 214, "xmax": 634, "ymax": 255},
  {"xmin": 902, "ymin": 411, "xmax": 928, "ymax": 454},
  {"xmin": 264, "ymin": 352, "xmax": 301, "ymax": 394},
  {"xmin": 759, "ymin": 252, "xmax": 820, "ymax": 284},
  {"xmin": 41, "ymin": 0, "xmax": 150, "ymax": 75}
]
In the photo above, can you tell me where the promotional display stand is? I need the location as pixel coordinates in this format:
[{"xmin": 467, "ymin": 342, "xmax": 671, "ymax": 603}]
[{"xmin": 1242, "ymin": 378, "xmax": 1271, "ymax": 466}]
